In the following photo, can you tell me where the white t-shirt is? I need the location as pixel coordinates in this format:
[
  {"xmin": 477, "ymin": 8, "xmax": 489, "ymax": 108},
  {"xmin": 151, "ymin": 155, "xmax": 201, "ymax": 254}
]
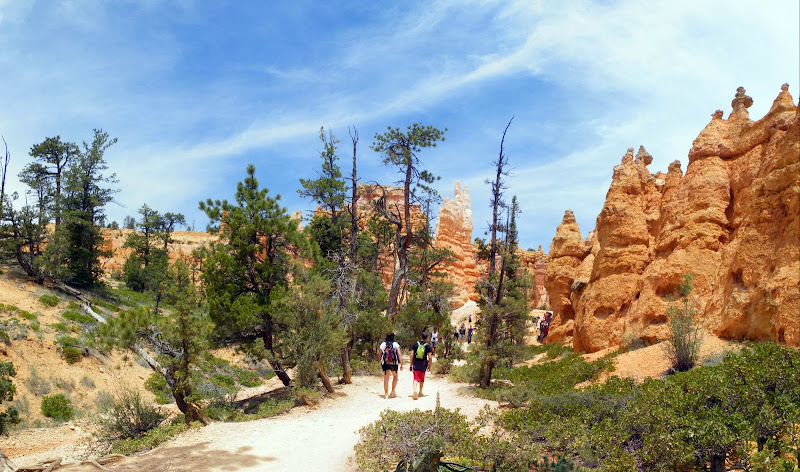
[
  {"xmin": 379, "ymin": 342, "xmax": 401, "ymax": 364},
  {"xmin": 431, "ymin": 331, "xmax": 439, "ymax": 343}
]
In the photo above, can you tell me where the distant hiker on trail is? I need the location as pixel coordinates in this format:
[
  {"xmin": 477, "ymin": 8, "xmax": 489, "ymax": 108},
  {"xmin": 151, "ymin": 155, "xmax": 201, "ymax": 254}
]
[
  {"xmin": 430, "ymin": 327, "xmax": 439, "ymax": 355},
  {"xmin": 379, "ymin": 332, "xmax": 403, "ymax": 399},
  {"xmin": 459, "ymin": 322, "xmax": 466, "ymax": 339},
  {"xmin": 467, "ymin": 324, "xmax": 473, "ymax": 344},
  {"xmin": 468, "ymin": 314, "xmax": 472, "ymax": 324},
  {"xmin": 454, "ymin": 328, "xmax": 459, "ymax": 341},
  {"xmin": 410, "ymin": 332, "xmax": 433, "ymax": 400},
  {"xmin": 538, "ymin": 318, "xmax": 550, "ymax": 342}
]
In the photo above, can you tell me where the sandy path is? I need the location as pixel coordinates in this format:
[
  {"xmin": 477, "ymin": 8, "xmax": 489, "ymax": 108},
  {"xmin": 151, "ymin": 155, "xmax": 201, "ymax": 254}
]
[{"xmin": 62, "ymin": 371, "xmax": 495, "ymax": 472}]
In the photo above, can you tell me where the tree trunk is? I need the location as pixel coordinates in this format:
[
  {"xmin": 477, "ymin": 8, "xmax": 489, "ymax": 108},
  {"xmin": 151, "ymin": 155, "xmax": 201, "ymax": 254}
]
[
  {"xmin": 481, "ymin": 312, "xmax": 499, "ymax": 387},
  {"xmin": 266, "ymin": 357, "xmax": 291, "ymax": 386},
  {"xmin": 262, "ymin": 331, "xmax": 291, "ymax": 386},
  {"xmin": 173, "ymin": 388, "xmax": 211, "ymax": 426},
  {"xmin": 340, "ymin": 344, "xmax": 353, "ymax": 384},
  {"xmin": 0, "ymin": 450, "xmax": 15, "ymax": 472},
  {"xmin": 317, "ymin": 361, "xmax": 335, "ymax": 393},
  {"xmin": 710, "ymin": 453, "xmax": 725, "ymax": 472}
]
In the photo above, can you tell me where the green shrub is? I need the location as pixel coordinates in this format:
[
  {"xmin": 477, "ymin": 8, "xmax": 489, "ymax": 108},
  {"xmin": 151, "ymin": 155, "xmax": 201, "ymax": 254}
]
[
  {"xmin": 432, "ymin": 357, "xmax": 453, "ymax": 375},
  {"xmin": 62, "ymin": 310, "xmax": 97, "ymax": 325},
  {"xmin": 110, "ymin": 422, "xmax": 189, "ymax": 455},
  {"xmin": 18, "ymin": 310, "xmax": 37, "ymax": 321},
  {"xmin": 38, "ymin": 294, "xmax": 60, "ymax": 307},
  {"xmin": 355, "ymin": 396, "xmax": 474, "ymax": 471},
  {"xmin": 50, "ymin": 322, "xmax": 73, "ymax": 333},
  {"xmin": 56, "ymin": 336, "xmax": 85, "ymax": 364},
  {"xmin": 103, "ymin": 389, "xmax": 166, "ymax": 439},
  {"xmin": 143, "ymin": 372, "xmax": 174, "ymax": 404},
  {"xmin": 232, "ymin": 365, "xmax": 261, "ymax": 388},
  {"xmin": 40, "ymin": 394, "xmax": 74, "ymax": 421},
  {"xmin": 92, "ymin": 298, "xmax": 121, "ymax": 313}
]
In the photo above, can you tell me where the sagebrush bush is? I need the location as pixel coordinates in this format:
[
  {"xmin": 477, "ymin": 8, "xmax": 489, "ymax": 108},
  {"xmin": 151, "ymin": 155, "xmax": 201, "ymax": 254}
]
[
  {"xmin": 355, "ymin": 395, "xmax": 473, "ymax": 471},
  {"xmin": 103, "ymin": 389, "xmax": 166, "ymax": 439},
  {"xmin": 41, "ymin": 394, "xmax": 74, "ymax": 421},
  {"xmin": 665, "ymin": 273, "xmax": 702, "ymax": 372},
  {"xmin": 27, "ymin": 367, "xmax": 51, "ymax": 396}
]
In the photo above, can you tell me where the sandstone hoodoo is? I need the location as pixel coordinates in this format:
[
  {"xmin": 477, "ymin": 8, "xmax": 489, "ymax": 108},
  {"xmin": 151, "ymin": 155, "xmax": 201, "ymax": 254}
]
[
  {"xmin": 433, "ymin": 181, "xmax": 480, "ymax": 306},
  {"xmin": 547, "ymin": 85, "xmax": 800, "ymax": 352},
  {"xmin": 543, "ymin": 209, "xmax": 587, "ymax": 342},
  {"xmin": 518, "ymin": 246, "xmax": 550, "ymax": 309}
]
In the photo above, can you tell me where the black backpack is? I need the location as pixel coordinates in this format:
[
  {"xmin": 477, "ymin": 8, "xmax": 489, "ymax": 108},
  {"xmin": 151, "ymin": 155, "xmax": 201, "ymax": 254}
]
[{"xmin": 382, "ymin": 343, "xmax": 399, "ymax": 365}]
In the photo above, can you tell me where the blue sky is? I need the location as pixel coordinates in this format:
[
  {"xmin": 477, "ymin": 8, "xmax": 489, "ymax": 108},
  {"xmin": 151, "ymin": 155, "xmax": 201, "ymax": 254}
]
[{"xmin": 1, "ymin": 0, "xmax": 798, "ymax": 251}]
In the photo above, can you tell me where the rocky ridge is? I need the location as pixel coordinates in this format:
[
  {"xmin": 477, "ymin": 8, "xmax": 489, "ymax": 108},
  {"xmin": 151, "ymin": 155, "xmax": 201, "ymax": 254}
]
[{"xmin": 546, "ymin": 85, "xmax": 800, "ymax": 352}]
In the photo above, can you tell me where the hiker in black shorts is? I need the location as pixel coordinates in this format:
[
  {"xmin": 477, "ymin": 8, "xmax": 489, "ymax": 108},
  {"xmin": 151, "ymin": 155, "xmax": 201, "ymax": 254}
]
[
  {"xmin": 410, "ymin": 332, "xmax": 433, "ymax": 400},
  {"xmin": 379, "ymin": 332, "xmax": 403, "ymax": 399}
]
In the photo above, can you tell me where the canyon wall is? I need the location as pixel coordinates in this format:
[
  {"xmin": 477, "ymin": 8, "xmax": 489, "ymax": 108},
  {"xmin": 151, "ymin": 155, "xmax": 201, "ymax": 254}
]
[
  {"xmin": 547, "ymin": 85, "xmax": 800, "ymax": 352},
  {"xmin": 100, "ymin": 229, "xmax": 216, "ymax": 274}
]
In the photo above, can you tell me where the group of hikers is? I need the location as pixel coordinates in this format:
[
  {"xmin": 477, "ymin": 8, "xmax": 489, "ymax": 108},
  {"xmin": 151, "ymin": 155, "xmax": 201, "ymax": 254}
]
[
  {"xmin": 535, "ymin": 311, "xmax": 553, "ymax": 342},
  {"xmin": 454, "ymin": 320, "xmax": 474, "ymax": 344},
  {"xmin": 378, "ymin": 318, "xmax": 475, "ymax": 400},
  {"xmin": 379, "ymin": 331, "xmax": 432, "ymax": 400}
]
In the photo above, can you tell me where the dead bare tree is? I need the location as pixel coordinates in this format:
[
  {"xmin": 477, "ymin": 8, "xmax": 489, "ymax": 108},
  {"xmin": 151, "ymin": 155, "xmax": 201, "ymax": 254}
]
[{"xmin": 481, "ymin": 117, "xmax": 513, "ymax": 388}]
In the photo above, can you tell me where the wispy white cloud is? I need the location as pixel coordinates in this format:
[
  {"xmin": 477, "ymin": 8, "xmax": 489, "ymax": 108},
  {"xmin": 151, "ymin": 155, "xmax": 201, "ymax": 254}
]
[{"xmin": 1, "ymin": 0, "xmax": 797, "ymax": 249}]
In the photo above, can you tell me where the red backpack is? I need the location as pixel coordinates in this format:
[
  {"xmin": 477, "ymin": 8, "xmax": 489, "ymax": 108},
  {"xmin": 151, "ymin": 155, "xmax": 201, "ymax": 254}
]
[{"xmin": 382, "ymin": 342, "xmax": 399, "ymax": 365}]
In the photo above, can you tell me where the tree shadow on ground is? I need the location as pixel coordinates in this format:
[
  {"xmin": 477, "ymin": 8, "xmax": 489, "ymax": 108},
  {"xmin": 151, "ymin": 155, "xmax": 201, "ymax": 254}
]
[
  {"xmin": 233, "ymin": 386, "xmax": 294, "ymax": 414},
  {"xmin": 60, "ymin": 442, "xmax": 275, "ymax": 472}
]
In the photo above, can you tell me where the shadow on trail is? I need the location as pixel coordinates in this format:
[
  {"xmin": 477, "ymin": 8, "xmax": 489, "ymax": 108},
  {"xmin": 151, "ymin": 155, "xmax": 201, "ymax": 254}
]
[
  {"xmin": 234, "ymin": 386, "xmax": 294, "ymax": 414},
  {"xmin": 109, "ymin": 442, "xmax": 275, "ymax": 472}
]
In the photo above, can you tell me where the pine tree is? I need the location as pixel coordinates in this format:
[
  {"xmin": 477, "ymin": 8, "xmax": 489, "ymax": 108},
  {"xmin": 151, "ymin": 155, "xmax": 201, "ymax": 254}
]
[
  {"xmin": 22, "ymin": 136, "xmax": 79, "ymax": 226},
  {"xmin": 100, "ymin": 260, "xmax": 212, "ymax": 425},
  {"xmin": 199, "ymin": 164, "xmax": 304, "ymax": 386},
  {"xmin": 370, "ymin": 124, "xmax": 446, "ymax": 317},
  {"xmin": 47, "ymin": 129, "xmax": 118, "ymax": 287}
]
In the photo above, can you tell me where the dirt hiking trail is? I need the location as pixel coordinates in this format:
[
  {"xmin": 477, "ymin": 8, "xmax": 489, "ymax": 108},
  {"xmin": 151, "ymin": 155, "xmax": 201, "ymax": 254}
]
[{"xmin": 58, "ymin": 372, "xmax": 495, "ymax": 472}]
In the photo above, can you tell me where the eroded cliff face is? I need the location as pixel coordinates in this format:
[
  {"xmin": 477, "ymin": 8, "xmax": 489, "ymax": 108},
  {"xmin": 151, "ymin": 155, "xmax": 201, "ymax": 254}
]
[
  {"xmin": 434, "ymin": 182, "xmax": 480, "ymax": 305},
  {"xmin": 551, "ymin": 85, "xmax": 800, "ymax": 352},
  {"xmin": 99, "ymin": 229, "xmax": 216, "ymax": 274}
]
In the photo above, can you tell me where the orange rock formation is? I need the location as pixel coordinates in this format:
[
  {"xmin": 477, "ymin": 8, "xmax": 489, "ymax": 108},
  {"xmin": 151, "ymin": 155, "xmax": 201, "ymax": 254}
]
[
  {"xmin": 434, "ymin": 181, "xmax": 480, "ymax": 305},
  {"xmin": 99, "ymin": 228, "xmax": 216, "ymax": 274},
  {"xmin": 547, "ymin": 85, "xmax": 800, "ymax": 352},
  {"xmin": 518, "ymin": 246, "xmax": 550, "ymax": 309}
]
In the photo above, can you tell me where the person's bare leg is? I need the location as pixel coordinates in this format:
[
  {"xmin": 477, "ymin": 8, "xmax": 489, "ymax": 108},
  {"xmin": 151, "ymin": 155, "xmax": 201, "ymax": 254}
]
[
  {"xmin": 390, "ymin": 370, "xmax": 399, "ymax": 397},
  {"xmin": 383, "ymin": 370, "xmax": 389, "ymax": 398}
]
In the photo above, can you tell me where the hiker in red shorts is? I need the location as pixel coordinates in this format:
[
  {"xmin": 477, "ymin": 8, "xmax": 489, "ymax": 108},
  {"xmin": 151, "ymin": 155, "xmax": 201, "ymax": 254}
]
[{"xmin": 410, "ymin": 331, "xmax": 433, "ymax": 400}]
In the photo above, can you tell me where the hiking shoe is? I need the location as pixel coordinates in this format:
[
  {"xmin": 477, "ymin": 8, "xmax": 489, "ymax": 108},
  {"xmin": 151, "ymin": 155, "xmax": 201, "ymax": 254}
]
[
  {"xmin": 384, "ymin": 393, "xmax": 388, "ymax": 399},
  {"xmin": 412, "ymin": 391, "xmax": 418, "ymax": 400},
  {"xmin": 389, "ymin": 392, "xmax": 397, "ymax": 398}
]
